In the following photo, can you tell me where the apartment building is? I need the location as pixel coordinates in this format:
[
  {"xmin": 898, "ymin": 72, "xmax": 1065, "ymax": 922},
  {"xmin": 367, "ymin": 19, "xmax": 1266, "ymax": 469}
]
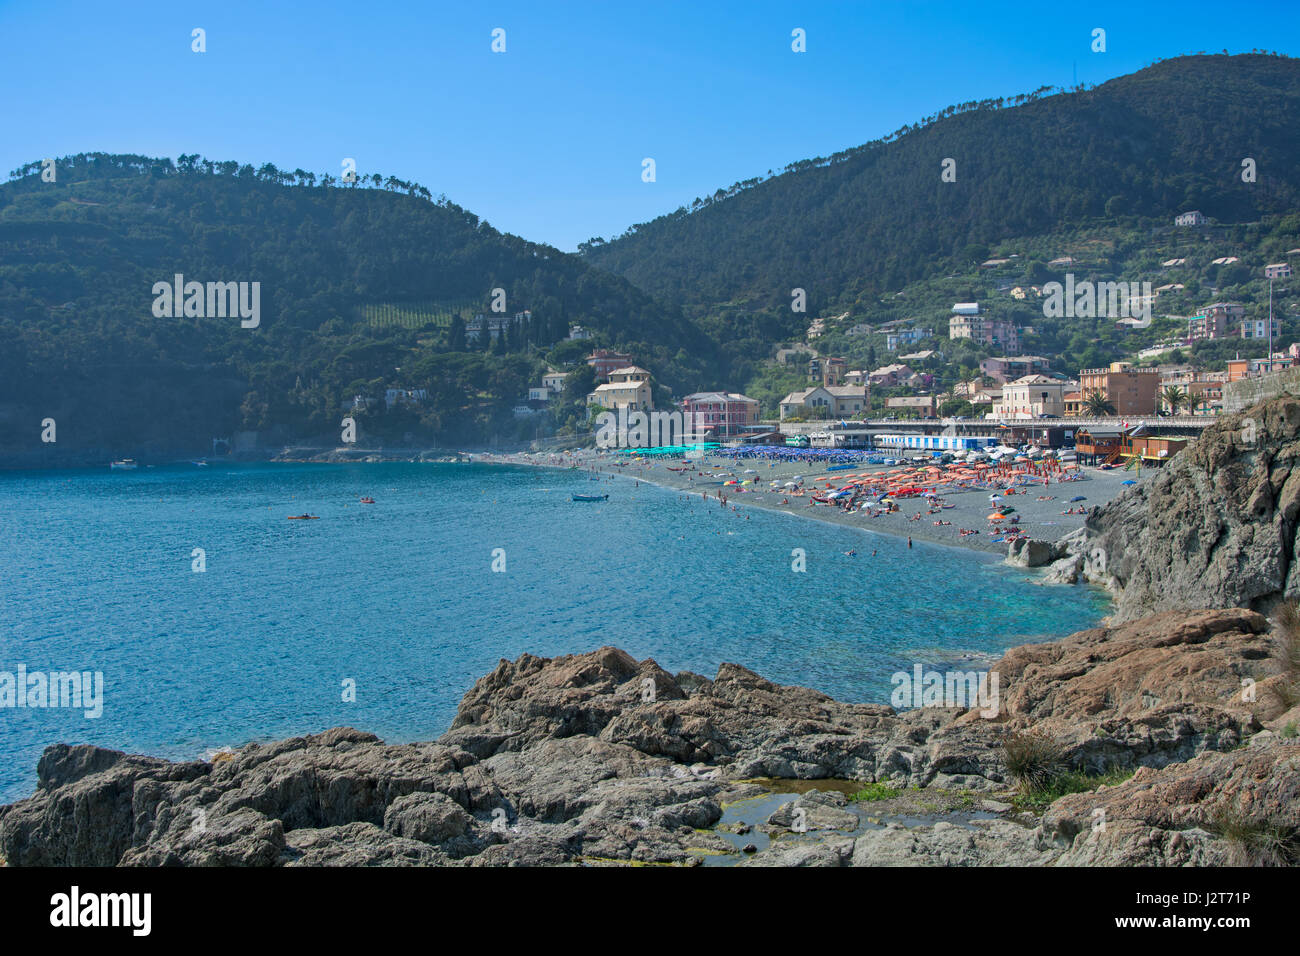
[
  {"xmin": 1077, "ymin": 362, "xmax": 1160, "ymax": 416},
  {"xmin": 992, "ymin": 375, "xmax": 1073, "ymax": 419}
]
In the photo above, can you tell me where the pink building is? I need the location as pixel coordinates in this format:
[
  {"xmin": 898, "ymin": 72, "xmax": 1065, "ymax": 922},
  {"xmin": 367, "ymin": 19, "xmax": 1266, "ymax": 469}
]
[{"xmin": 680, "ymin": 392, "xmax": 760, "ymax": 439}]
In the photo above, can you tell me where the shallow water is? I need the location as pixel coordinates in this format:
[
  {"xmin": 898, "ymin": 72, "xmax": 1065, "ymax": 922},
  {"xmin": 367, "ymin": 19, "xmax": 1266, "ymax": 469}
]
[{"xmin": 0, "ymin": 462, "xmax": 1108, "ymax": 801}]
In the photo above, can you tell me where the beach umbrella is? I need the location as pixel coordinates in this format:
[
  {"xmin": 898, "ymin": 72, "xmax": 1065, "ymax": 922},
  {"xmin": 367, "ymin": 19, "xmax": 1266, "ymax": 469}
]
[
  {"xmin": 1069, "ymin": 495, "xmax": 1086, "ymax": 502},
  {"xmin": 1121, "ymin": 479, "xmax": 1137, "ymax": 486},
  {"xmin": 987, "ymin": 512, "xmax": 1006, "ymax": 520}
]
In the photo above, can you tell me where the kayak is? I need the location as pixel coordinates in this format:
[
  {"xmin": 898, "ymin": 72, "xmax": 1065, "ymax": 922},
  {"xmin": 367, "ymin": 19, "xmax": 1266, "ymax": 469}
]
[
  {"xmin": 571, "ymin": 494, "xmax": 609, "ymax": 502},
  {"xmin": 287, "ymin": 515, "xmax": 320, "ymax": 520}
]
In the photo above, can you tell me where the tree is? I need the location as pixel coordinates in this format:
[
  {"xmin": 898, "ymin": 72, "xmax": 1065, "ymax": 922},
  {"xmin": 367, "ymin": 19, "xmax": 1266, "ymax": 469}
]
[
  {"xmin": 1084, "ymin": 390, "xmax": 1116, "ymax": 416},
  {"xmin": 1162, "ymin": 386, "xmax": 1188, "ymax": 415},
  {"xmin": 447, "ymin": 314, "xmax": 466, "ymax": 352}
]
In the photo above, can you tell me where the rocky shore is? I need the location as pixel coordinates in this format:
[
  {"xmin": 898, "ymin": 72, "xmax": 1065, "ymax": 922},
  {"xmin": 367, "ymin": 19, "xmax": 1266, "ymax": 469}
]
[
  {"xmin": 4, "ymin": 398, "xmax": 1300, "ymax": 866},
  {"xmin": 2, "ymin": 605, "xmax": 1296, "ymax": 866}
]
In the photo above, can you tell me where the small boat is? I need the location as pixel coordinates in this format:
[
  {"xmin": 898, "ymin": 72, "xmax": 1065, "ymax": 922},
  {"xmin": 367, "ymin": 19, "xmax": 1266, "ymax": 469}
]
[
  {"xmin": 110, "ymin": 459, "xmax": 138, "ymax": 470},
  {"xmin": 360, "ymin": 497, "xmax": 376, "ymax": 504},
  {"xmin": 571, "ymin": 494, "xmax": 609, "ymax": 502},
  {"xmin": 287, "ymin": 514, "xmax": 321, "ymax": 520}
]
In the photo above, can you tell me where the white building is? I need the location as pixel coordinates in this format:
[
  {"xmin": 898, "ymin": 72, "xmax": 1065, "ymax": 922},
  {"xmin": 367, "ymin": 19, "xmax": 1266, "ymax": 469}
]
[
  {"xmin": 1175, "ymin": 210, "xmax": 1207, "ymax": 227},
  {"xmin": 992, "ymin": 375, "xmax": 1073, "ymax": 419}
]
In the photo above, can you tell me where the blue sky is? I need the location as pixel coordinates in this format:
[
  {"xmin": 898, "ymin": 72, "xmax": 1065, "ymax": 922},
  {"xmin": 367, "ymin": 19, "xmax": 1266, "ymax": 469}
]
[{"xmin": 3, "ymin": 0, "xmax": 1299, "ymax": 251}]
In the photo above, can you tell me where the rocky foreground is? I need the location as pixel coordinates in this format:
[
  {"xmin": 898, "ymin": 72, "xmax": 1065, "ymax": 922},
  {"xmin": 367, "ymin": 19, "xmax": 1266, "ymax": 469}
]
[{"xmin": 2, "ymin": 608, "xmax": 1297, "ymax": 866}]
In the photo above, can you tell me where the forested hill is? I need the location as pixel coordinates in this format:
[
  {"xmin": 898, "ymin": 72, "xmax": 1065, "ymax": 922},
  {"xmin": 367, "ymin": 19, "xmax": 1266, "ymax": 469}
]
[
  {"xmin": 581, "ymin": 54, "xmax": 1300, "ymax": 312},
  {"xmin": 0, "ymin": 154, "xmax": 715, "ymax": 461}
]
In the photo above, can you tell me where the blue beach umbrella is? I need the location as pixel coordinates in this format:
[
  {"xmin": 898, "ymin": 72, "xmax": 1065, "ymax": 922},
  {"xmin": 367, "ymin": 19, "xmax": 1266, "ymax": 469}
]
[
  {"xmin": 1121, "ymin": 479, "xmax": 1137, "ymax": 486},
  {"xmin": 1069, "ymin": 495, "xmax": 1087, "ymax": 502}
]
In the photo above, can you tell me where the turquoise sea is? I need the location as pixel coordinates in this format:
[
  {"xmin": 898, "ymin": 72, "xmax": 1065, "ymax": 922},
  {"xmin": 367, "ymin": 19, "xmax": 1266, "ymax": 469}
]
[{"xmin": 0, "ymin": 462, "xmax": 1108, "ymax": 801}]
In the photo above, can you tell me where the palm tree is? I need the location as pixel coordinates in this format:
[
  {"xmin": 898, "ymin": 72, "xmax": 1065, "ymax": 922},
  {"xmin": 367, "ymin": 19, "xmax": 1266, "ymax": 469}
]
[
  {"xmin": 1084, "ymin": 389, "xmax": 1116, "ymax": 417},
  {"xmin": 1162, "ymin": 386, "xmax": 1188, "ymax": 416}
]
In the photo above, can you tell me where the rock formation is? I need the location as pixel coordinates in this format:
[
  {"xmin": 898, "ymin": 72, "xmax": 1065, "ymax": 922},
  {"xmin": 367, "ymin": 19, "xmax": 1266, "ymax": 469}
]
[
  {"xmin": 4, "ymin": 609, "xmax": 1295, "ymax": 866},
  {"xmin": 1049, "ymin": 396, "xmax": 1300, "ymax": 623}
]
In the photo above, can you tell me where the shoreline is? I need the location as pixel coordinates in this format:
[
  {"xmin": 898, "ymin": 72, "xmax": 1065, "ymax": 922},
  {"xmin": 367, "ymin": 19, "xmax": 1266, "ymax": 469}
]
[{"xmin": 472, "ymin": 447, "xmax": 1137, "ymax": 560}]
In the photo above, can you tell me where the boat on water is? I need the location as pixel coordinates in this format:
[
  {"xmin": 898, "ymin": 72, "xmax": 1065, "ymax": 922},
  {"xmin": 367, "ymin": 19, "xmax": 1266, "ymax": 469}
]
[
  {"xmin": 571, "ymin": 494, "xmax": 609, "ymax": 502},
  {"xmin": 110, "ymin": 459, "xmax": 138, "ymax": 471},
  {"xmin": 287, "ymin": 514, "xmax": 321, "ymax": 520},
  {"xmin": 360, "ymin": 497, "xmax": 376, "ymax": 504}
]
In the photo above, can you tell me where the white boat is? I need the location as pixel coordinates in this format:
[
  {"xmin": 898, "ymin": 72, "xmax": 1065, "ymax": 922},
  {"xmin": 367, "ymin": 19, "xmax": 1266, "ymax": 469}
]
[{"xmin": 110, "ymin": 459, "xmax": 138, "ymax": 471}]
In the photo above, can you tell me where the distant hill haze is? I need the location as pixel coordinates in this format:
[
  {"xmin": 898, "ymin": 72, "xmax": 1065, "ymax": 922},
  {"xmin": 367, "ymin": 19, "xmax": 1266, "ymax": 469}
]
[{"xmin": 582, "ymin": 54, "xmax": 1300, "ymax": 312}]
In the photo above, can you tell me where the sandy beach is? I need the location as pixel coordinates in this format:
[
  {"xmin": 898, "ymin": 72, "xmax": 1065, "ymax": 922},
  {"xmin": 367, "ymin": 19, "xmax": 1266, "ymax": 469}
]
[{"xmin": 478, "ymin": 447, "xmax": 1144, "ymax": 556}]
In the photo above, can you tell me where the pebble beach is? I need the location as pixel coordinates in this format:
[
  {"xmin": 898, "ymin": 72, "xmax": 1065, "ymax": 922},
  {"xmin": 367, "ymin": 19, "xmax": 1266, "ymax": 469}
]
[{"xmin": 478, "ymin": 447, "xmax": 1144, "ymax": 556}]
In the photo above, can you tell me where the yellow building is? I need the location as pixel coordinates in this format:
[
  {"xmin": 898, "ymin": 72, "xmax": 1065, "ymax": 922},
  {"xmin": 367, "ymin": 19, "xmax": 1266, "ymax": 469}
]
[{"xmin": 588, "ymin": 373, "xmax": 653, "ymax": 411}]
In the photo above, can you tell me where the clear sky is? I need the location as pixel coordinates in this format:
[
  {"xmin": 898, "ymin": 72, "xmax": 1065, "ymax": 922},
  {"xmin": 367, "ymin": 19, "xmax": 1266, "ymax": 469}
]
[{"xmin": 3, "ymin": 0, "xmax": 1299, "ymax": 251}]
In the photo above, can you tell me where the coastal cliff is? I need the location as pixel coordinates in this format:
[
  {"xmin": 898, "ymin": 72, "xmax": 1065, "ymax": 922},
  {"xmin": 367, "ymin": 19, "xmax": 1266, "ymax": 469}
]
[
  {"xmin": 1053, "ymin": 396, "xmax": 1300, "ymax": 623},
  {"xmin": 3, "ymin": 607, "xmax": 1296, "ymax": 866}
]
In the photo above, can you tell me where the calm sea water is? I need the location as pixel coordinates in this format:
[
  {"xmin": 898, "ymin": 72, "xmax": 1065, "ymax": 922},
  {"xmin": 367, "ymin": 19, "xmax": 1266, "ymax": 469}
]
[{"xmin": 0, "ymin": 462, "xmax": 1108, "ymax": 801}]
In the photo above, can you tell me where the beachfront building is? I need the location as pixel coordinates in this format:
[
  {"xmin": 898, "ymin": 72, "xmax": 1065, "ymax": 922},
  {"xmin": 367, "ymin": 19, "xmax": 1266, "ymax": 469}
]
[
  {"xmin": 874, "ymin": 433, "xmax": 997, "ymax": 453},
  {"xmin": 1063, "ymin": 390, "xmax": 1083, "ymax": 417},
  {"xmin": 979, "ymin": 355, "xmax": 1051, "ymax": 383},
  {"xmin": 1187, "ymin": 303, "xmax": 1246, "ymax": 342},
  {"xmin": 1076, "ymin": 363, "xmax": 1160, "ymax": 416},
  {"xmin": 970, "ymin": 385, "xmax": 1002, "ymax": 409},
  {"xmin": 884, "ymin": 395, "xmax": 937, "ymax": 418},
  {"xmin": 1227, "ymin": 355, "xmax": 1295, "ymax": 381},
  {"xmin": 1159, "ymin": 368, "xmax": 1225, "ymax": 416},
  {"xmin": 680, "ymin": 392, "xmax": 760, "ymax": 439},
  {"xmin": 992, "ymin": 375, "xmax": 1073, "ymax": 419},
  {"xmin": 587, "ymin": 349, "xmax": 635, "ymax": 380},
  {"xmin": 779, "ymin": 385, "xmax": 868, "ymax": 420},
  {"xmin": 948, "ymin": 304, "xmax": 1020, "ymax": 354}
]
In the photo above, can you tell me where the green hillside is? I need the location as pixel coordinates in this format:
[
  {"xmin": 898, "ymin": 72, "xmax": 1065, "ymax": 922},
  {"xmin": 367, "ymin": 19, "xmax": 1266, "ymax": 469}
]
[
  {"xmin": 583, "ymin": 54, "xmax": 1300, "ymax": 315},
  {"xmin": 0, "ymin": 153, "xmax": 716, "ymax": 461}
]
